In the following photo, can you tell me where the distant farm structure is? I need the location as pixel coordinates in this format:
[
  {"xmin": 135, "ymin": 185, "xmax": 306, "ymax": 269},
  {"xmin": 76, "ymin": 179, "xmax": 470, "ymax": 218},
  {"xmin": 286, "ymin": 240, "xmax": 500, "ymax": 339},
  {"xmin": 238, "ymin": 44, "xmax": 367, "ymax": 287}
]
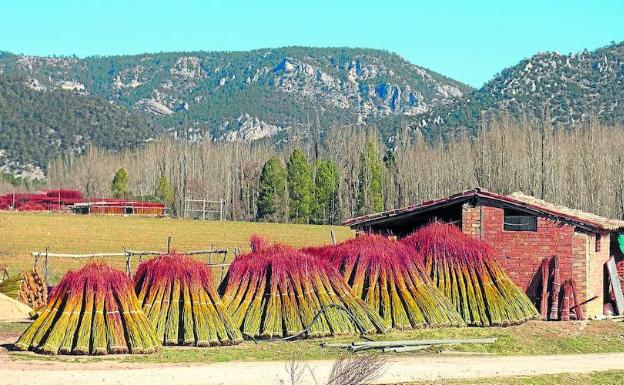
[
  {"xmin": 0, "ymin": 189, "xmax": 166, "ymax": 216},
  {"xmin": 71, "ymin": 200, "xmax": 166, "ymax": 216},
  {"xmin": 184, "ymin": 198, "xmax": 224, "ymax": 220}
]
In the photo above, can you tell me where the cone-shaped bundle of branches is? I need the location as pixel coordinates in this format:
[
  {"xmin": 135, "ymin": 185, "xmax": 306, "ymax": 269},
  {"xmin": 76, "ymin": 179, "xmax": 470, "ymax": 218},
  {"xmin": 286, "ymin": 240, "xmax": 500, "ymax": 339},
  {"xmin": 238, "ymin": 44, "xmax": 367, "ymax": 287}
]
[
  {"xmin": 0, "ymin": 268, "xmax": 47, "ymax": 309},
  {"xmin": 402, "ymin": 223, "xmax": 538, "ymax": 326},
  {"xmin": 220, "ymin": 241, "xmax": 388, "ymax": 339},
  {"xmin": 304, "ymin": 235, "xmax": 464, "ymax": 329},
  {"xmin": 134, "ymin": 253, "xmax": 242, "ymax": 346},
  {"xmin": 16, "ymin": 263, "xmax": 160, "ymax": 355}
]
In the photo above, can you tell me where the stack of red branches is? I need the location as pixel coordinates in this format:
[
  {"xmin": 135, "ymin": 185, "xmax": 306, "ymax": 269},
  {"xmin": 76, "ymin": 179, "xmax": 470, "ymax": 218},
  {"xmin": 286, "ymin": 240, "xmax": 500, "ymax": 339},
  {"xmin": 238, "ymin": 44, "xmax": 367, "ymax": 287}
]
[
  {"xmin": 134, "ymin": 253, "xmax": 242, "ymax": 346},
  {"xmin": 402, "ymin": 222, "xmax": 538, "ymax": 326},
  {"xmin": 16, "ymin": 263, "xmax": 160, "ymax": 355},
  {"xmin": 220, "ymin": 238, "xmax": 388, "ymax": 339},
  {"xmin": 304, "ymin": 234, "xmax": 464, "ymax": 329}
]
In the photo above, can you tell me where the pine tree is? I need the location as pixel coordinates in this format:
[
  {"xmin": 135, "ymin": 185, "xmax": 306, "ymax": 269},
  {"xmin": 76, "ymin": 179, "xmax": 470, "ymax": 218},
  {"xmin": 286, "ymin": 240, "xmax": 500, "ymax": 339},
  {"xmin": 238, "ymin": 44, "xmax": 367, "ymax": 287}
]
[
  {"xmin": 111, "ymin": 168, "xmax": 129, "ymax": 199},
  {"xmin": 257, "ymin": 157, "xmax": 288, "ymax": 222},
  {"xmin": 287, "ymin": 148, "xmax": 314, "ymax": 224},
  {"xmin": 312, "ymin": 160, "xmax": 340, "ymax": 224},
  {"xmin": 154, "ymin": 175, "xmax": 174, "ymax": 208},
  {"xmin": 356, "ymin": 142, "xmax": 384, "ymax": 215}
]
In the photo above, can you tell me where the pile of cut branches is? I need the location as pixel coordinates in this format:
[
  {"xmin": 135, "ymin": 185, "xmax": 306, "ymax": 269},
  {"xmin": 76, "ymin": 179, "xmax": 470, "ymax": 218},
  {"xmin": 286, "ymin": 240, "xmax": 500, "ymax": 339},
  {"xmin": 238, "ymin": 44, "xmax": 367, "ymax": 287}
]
[
  {"xmin": 304, "ymin": 234, "xmax": 464, "ymax": 329},
  {"xmin": 16, "ymin": 262, "xmax": 160, "ymax": 355},
  {"xmin": 402, "ymin": 222, "xmax": 538, "ymax": 326},
  {"xmin": 0, "ymin": 268, "xmax": 47, "ymax": 309},
  {"xmin": 220, "ymin": 238, "xmax": 389, "ymax": 339},
  {"xmin": 134, "ymin": 253, "xmax": 242, "ymax": 346}
]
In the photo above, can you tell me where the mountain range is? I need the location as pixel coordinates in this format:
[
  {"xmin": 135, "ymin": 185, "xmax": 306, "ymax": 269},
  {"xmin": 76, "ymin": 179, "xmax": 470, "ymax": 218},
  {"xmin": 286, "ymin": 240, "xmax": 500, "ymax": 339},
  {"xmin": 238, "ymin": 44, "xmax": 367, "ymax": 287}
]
[{"xmin": 1, "ymin": 42, "xmax": 623, "ymax": 178}]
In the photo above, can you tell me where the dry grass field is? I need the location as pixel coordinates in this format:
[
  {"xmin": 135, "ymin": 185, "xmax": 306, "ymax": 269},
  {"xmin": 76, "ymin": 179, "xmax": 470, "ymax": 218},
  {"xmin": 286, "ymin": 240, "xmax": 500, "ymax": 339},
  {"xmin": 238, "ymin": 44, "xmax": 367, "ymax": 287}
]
[{"xmin": 0, "ymin": 212, "xmax": 354, "ymax": 283}]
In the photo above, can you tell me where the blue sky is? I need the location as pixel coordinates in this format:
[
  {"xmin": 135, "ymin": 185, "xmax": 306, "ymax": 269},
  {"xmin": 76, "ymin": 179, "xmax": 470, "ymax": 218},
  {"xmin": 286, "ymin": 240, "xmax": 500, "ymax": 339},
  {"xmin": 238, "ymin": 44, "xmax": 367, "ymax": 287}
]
[{"xmin": 2, "ymin": 0, "xmax": 623, "ymax": 87}]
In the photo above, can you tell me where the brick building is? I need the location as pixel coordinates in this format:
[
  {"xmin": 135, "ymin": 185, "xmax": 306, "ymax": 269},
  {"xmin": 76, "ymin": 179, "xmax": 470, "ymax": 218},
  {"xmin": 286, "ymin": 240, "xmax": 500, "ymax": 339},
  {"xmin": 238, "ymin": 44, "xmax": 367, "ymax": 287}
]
[{"xmin": 344, "ymin": 188, "xmax": 624, "ymax": 318}]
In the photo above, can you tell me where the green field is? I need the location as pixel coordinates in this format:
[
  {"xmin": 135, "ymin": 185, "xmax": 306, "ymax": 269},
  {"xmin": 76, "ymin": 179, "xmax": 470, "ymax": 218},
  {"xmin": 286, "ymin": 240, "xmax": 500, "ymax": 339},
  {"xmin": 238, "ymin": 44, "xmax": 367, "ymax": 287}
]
[{"xmin": 0, "ymin": 212, "xmax": 354, "ymax": 283}]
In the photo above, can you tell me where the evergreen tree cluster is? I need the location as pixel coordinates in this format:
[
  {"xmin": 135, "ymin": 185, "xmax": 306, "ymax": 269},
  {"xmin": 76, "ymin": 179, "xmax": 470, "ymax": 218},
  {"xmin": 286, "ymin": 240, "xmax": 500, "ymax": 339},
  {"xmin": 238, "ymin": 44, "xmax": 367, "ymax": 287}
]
[{"xmin": 257, "ymin": 142, "xmax": 384, "ymax": 224}]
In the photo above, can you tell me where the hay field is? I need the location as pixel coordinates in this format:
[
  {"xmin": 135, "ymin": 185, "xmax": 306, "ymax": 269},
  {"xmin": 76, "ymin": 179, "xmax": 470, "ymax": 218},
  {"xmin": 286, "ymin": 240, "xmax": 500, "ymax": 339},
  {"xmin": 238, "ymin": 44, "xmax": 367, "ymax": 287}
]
[{"xmin": 0, "ymin": 212, "xmax": 354, "ymax": 283}]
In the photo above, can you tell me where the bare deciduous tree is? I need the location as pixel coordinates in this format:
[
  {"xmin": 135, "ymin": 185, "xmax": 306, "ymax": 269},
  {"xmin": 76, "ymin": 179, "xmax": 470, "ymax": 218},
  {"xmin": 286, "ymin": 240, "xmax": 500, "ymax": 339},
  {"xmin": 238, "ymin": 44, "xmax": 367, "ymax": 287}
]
[{"xmin": 43, "ymin": 117, "xmax": 624, "ymax": 223}]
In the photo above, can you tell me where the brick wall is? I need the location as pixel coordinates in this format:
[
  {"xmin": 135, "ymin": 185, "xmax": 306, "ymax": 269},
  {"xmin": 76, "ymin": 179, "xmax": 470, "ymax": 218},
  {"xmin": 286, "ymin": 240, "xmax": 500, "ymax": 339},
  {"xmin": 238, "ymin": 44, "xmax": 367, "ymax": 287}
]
[{"xmin": 461, "ymin": 203, "xmax": 605, "ymax": 317}]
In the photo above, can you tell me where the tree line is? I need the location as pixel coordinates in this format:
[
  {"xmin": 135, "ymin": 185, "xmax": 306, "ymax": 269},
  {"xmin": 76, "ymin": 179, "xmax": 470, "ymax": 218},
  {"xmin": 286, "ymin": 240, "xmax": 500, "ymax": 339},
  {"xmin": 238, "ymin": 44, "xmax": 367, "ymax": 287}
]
[{"xmin": 25, "ymin": 115, "xmax": 624, "ymax": 224}]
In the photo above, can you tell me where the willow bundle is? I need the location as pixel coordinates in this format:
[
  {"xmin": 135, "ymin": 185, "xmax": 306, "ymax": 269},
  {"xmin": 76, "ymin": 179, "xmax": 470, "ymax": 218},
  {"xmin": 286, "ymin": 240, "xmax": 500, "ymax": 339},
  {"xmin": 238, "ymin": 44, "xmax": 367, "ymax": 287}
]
[
  {"xmin": 0, "ymin": 268, "xmax": 47, "ymax": 310},
  {"xmin": 15, "ymin": 263, "xmax": 160, "ymax": 355},
  {"xmin": 402, "ymin": 222, "xmax": 538, "ymax": 326},
  {"xmin": 561, "ymin": 279, "xmax": 572, "ymax": 321},
  {"xmin": 304, "ymin": 235, "xmax": 464, "ymax": 329},
  {"xmin": 549, "ymin": 256, "xmax": 561, "ymax": 320},
  {"xmin": 220, "ymin": 240, "xmax": 388, "ymax": 339},
  {"xmin": 539, "ymin": 258, "xmax": 549, "ymax": 319},
  {"xmin": 134, "ymin": 254, "xmax": 241, "ymax": 346}
]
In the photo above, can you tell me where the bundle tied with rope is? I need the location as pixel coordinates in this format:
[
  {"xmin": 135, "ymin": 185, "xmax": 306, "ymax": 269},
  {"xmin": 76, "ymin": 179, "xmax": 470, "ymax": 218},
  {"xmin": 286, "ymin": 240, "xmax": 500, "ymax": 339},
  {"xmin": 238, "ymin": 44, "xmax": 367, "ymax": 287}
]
[
  {"xmin": 219, "ymin": 236, "xmax": 389, "ymax": 339},
  {"xmin": 304, "ymin": 234, "xmax": 465, "ymax": 329},
  {"xmin": 16, "ymin": 262, "xmax": 160, "ymax": 355},
  {"xmin": 402, "ymin": 222, "xmax": 538, "ymax": 326},
  {"xmin": 134, "ymin": 253, "xmax": 242, "ymax": 346}
]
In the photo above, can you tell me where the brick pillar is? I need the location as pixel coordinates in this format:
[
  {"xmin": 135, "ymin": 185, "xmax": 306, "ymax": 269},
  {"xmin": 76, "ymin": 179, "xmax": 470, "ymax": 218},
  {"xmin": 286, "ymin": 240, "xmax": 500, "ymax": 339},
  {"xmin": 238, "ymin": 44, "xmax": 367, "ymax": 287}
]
[
  {"xmin": 573, "ymin": 231, "xmax": 609, "ymax": 318},
  {"xmin": 572, "ymin": 232, "xmax": 589, "ymax": 316},
  {"xmin": 462, "ymin": 203, "xmax": 482, "ymax": 238},
  {"xmin": 588, "ymin": 233, "xmax": 609, "ymax": 317}
]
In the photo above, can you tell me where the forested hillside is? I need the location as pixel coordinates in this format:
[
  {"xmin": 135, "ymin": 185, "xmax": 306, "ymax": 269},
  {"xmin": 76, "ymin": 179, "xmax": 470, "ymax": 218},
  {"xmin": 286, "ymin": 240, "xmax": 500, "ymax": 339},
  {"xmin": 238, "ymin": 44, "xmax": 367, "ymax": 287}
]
[
  {"xmin": 416, "ymin": 41, "xmax": 624, "ymax": 138},
  {"xmin": 0, "ymin": 76, "xmax": 159, "ymax": 177},
  {"xmin": 2, "ymin": 41, "xmax": 624, "ymax": 180},
  {"xmin": 0, "ymin": 47, "xmax": 468, "ymax": 175}
]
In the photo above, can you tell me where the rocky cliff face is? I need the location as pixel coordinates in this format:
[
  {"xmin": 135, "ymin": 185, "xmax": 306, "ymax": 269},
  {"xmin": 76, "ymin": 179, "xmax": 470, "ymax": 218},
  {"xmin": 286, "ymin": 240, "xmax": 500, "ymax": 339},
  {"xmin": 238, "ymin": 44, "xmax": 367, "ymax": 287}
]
[
  {"xmin": 0, "ymin": 47, "xmax": 469, "ymax": 142},
  {"xmin": 3, "ymin": 42, "xmax": 623, "ymax": 178}
]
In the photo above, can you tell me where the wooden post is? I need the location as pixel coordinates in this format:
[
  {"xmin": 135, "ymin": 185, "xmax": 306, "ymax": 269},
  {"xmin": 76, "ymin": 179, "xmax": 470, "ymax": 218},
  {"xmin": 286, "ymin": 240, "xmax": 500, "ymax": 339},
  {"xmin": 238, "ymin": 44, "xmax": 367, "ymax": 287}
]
[
  {"xmin": 44, "ymin": 247, "xmax": 49, "ymax": 283},
  {"xmin": 124, "ymin": 248, "xmax": 131, "ymax": 276},
  {"xmin": 540, "ymin": 257, "xmax": 550, "ymax": 320},
  {"xmin": 167, "ymin": 236, "xmax": 172, "ymax": 253},
  {"xmin": 607, "ymin": 256, "xmax": 624, "ymax": 315},
  {"xmin": 220, "ymin": 199, "xmax": 224, "ymax": 221},
  {"xmin": 549, "ymin": 256, "xmax": 560, "ymax": 320},
  {"xmin": 219, "ymin": 250, "xmax": 227, "ymax": 282},
  {"xmin": 33, "ymin": 252, "xmax": 40, "ymax": 270},
  {"xmin": 330, "ymin": 229, "xmax": 336, "ymax": 246},
  {"xmin": 202, "ymin": 199, "xmax": 206, "ymax": 221}
]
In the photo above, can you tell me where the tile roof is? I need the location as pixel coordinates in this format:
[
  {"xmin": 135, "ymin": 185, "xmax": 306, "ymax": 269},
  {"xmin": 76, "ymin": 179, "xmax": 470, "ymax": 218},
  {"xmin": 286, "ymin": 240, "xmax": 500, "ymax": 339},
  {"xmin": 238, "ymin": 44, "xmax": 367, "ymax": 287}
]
[{"xmin": 344, "ymin": 188, "xmax": 624, "ymax": 232}]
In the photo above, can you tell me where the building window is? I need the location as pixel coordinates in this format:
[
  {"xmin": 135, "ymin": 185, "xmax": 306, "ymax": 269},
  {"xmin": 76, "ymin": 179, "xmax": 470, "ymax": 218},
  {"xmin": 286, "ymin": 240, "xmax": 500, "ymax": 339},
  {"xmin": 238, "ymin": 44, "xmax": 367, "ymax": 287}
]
[
  {"xmin": 596, "ymin": 234, "xmax": 601, "ymax": 252},
  {"xmin": 503, "ymin": 208, "xmax": 537, "ymax": 231}
]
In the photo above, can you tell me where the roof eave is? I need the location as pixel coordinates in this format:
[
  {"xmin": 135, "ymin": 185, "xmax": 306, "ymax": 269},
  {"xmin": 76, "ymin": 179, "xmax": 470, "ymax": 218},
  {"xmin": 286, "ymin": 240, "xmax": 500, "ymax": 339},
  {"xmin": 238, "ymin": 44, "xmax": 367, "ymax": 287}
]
[{"xmin": 345, "ymin": 189, "xmax": 624, "ymax": 233}]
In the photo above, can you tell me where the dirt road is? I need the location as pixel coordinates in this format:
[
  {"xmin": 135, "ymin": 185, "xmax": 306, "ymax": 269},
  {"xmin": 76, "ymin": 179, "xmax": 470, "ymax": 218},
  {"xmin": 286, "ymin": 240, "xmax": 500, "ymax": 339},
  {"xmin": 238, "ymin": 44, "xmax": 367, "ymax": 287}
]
[{"xmin": 2, "ymin": 352, "xmax": 624, "ymax": 385}]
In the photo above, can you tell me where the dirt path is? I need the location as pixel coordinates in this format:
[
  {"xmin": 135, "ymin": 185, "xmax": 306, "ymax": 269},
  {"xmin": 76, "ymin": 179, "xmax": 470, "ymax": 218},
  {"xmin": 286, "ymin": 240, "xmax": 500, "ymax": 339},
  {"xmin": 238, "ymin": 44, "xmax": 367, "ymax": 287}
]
[{"xmin": 2, "ymin": 352, "xmax": 624, "ymax": 385}]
